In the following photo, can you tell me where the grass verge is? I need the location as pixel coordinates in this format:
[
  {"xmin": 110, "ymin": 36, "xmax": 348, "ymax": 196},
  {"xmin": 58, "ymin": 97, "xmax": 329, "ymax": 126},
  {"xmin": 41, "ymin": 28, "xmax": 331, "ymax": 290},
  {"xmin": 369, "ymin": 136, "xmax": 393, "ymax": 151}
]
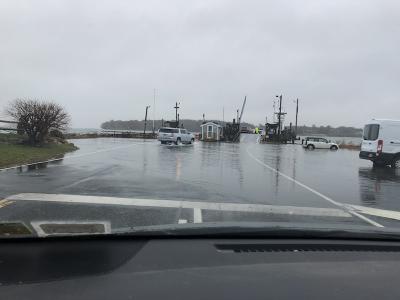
[
  {"xmin": 338, "ymin": 143, "xmax": 361, "ymax": 150},
  {"xmin": 0, "ymin": 136, "xmax": 78, "ymax": 168}
]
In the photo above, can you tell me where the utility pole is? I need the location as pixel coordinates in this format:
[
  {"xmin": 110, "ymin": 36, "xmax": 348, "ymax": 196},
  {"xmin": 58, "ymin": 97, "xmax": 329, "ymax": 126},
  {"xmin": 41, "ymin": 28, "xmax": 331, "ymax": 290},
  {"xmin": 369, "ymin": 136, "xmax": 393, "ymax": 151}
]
[
  {"xmin": 295, "ymin": 98, "xmax": 299, "ymax": 137},
  {"xmin": 174, "ymin": 102, "xmax": 180, "ymax": 128},
  {"xmin": 278, "ymin": 95, "xmax": 282, "ymax": 135},
  {"xmin": 275, "ymin": 94, "xmax": 287, "ymax": 137},
  {"xmin": 144, "ymin": 105, "xmax": 150, "ymax": 135},
  {"xmin": 276, "ymin": 95, "xmax": 282, "ymax": 136},
  {"xmin": 152, "ymin": 89, "xmax": 156, "ymax": 134},
  {"xmin": 222, "ymin": 107, "xmax": 225, "ymax": 126}
]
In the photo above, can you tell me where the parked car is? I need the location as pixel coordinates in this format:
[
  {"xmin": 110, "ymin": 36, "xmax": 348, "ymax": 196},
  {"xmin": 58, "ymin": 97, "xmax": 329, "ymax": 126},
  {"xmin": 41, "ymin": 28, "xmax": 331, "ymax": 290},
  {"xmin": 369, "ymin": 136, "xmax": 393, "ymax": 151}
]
[
  {"xmin": 158, "ymin": 127, "xmax": 195, "ymax": 145},
  {"xmin": 359, "ymin": 119, "xmax": 400, "ymax": 168},
  {"xmin": 302, "ymin": 137, "xmax": 339, "ymax": 150}
]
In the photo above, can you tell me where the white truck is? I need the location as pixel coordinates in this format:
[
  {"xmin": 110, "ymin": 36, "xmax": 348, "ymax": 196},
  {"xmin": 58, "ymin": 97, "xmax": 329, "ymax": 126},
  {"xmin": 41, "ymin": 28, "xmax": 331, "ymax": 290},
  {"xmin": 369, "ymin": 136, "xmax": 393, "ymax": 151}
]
[
  {"xmin": 360, "ymin": 119, "xmax": 400, "ymax": 168},
  {"xmin": 158, "ymin": 127, "xmax": 195, "ymax": 145}
]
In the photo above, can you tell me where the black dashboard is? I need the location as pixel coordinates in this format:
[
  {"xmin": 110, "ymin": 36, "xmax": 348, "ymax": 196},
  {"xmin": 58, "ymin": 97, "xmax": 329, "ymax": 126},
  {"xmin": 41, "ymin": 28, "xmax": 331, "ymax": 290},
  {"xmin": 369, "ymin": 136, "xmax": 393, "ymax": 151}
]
[{"xmin": 1, "ymin": 237, "xmax": 400, "ymax": 299}]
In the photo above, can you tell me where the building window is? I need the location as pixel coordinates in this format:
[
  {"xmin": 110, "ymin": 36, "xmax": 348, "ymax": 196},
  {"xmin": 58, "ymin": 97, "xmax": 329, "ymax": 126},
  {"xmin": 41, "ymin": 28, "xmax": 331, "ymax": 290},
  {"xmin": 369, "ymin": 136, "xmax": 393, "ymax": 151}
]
[{"xmin": 207, "ymin": 125, "xmax": 213, "ymax": 138}]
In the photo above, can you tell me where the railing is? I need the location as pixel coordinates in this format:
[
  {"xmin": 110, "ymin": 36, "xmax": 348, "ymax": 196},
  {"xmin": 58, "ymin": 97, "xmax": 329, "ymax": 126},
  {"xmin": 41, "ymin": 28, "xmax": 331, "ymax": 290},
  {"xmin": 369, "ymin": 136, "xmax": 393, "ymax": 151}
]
[{"xmin": 64, "ymin": 130, "xmax": 157, "ymax": 139}]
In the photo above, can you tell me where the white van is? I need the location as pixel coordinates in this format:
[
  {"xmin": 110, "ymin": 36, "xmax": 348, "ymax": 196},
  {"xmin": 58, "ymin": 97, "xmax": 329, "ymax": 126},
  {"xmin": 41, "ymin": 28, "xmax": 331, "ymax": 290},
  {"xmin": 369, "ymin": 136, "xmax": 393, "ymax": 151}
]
[{"xmin": 360, "ymin": 119, "xmax": 400, "ymax": 168}]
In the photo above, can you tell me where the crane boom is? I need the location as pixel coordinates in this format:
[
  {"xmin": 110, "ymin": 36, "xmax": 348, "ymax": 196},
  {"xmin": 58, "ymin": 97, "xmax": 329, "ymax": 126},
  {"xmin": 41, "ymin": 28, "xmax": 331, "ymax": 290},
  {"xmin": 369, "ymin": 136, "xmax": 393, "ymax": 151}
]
[{"xmin": 238, "ymin": 96, "xmax": 247, "ymax": 124}]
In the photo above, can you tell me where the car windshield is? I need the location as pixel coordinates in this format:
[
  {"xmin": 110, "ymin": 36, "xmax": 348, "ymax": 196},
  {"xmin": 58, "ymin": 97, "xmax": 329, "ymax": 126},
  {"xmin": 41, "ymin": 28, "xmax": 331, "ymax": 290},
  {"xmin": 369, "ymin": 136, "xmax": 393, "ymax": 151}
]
[
  {"xmin": 159, "ymin": 128, "xmax": 179, "ymax": 133},
  {"xmin": 1, "ymin": 0, "xmax": 400, "ymax": 239}
]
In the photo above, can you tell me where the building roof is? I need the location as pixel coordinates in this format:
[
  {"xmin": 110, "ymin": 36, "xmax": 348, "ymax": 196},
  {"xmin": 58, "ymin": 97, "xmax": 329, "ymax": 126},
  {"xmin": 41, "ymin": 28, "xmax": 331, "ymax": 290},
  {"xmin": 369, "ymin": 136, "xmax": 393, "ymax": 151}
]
[{"xmin": 200, "ymin": 121, "xmax": 222, "ymax": 127}]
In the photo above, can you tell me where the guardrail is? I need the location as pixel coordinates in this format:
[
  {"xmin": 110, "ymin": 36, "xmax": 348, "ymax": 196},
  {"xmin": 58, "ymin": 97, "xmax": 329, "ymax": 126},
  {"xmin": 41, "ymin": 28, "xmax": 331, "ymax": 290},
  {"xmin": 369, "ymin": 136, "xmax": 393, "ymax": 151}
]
[
  {"xmin": 0, "ymin": 127, "xmax": 18, "ymax": 131},
  {"xmin": 0, "ymin": 119, "xmax": 18, "ymax": 124}
]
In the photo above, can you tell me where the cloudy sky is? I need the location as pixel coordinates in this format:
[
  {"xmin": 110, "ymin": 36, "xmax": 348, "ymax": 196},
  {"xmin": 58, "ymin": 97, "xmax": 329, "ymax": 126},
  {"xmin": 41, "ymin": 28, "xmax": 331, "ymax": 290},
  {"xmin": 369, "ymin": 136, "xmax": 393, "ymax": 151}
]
[{"xmin": 0, "ymin": 0, "xmax": 399, "ymax": 128}]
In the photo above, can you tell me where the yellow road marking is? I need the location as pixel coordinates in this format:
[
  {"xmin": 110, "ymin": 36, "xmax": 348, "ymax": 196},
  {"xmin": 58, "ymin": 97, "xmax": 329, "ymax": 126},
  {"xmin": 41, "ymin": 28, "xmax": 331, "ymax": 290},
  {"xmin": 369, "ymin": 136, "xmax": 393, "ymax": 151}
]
[{"xmin": 0, "ymin": 199, "xmax": 15, "ymax": 209}]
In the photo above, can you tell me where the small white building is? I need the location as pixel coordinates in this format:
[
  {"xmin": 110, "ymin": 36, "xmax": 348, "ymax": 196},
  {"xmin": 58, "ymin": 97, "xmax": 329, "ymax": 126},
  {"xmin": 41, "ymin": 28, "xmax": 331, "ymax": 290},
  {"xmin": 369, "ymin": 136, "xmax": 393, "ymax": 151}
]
[{"xmin": 200, "ymin": 122, "xmax": 223, "ymax": 141}]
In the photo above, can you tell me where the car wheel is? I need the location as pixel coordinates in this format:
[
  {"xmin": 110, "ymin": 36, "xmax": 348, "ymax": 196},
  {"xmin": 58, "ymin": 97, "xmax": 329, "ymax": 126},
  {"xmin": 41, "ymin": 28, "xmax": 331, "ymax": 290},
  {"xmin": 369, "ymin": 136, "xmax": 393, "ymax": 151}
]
[
  {"xmin": 330, "ymin": 145, "xmax": 338, "ymax": 150},
  {"xmin": 307, "ymin": 144, "xmax": 315, "ymax": 150},
  {"xmin": 175, "ymin": 138, "xmax": 181, "ymax": 145},
  {"xmin": 189, "ymin": 138, "xmax": 195, "ymax": 144},
  {"xmin": 391, "ymin": 157, "xmax": 400, "ymax": 169}
]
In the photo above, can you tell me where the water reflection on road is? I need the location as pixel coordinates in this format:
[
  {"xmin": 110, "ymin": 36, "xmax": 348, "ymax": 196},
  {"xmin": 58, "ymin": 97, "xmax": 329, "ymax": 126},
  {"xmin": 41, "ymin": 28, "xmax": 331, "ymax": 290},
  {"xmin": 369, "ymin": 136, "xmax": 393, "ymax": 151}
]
[
  {"xmin": 1, "ymin": 136, "xmax": 400, "ymax": 213},
  {"xmin": 358, "ymin": 167, "xmax": 400, "ymax": 209}
]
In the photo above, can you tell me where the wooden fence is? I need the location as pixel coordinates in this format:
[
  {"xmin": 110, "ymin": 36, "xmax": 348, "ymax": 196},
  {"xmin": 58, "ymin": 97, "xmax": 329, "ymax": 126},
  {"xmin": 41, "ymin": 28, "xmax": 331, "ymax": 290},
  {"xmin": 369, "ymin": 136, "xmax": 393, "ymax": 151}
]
[{"xmin": 0, "ymin": 120, "xmax": 18, "ymax": 131}]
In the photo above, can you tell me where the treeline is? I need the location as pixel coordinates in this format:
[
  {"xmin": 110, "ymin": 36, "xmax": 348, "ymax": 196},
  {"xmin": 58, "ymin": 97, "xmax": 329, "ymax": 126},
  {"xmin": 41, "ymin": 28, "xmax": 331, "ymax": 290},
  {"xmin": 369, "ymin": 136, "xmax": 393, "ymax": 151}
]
[
  {"xmin": 101, "ymin": 119, "xmax": 363, "ymax": 137},
  {"xmin": 295, "ymin": 125, "xmax": 362, "ymax": 137},
  {"xmin": 101, "ymin": 119, "xmax": 256, "ymax": 132}
]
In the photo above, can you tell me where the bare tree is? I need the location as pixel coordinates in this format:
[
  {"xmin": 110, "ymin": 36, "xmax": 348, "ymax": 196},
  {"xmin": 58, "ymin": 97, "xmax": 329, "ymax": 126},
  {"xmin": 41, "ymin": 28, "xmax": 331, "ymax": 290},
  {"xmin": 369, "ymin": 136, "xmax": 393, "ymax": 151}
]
[{"xmin": 7, "ymin": 99, "xmax": 70, "ymax": 145}]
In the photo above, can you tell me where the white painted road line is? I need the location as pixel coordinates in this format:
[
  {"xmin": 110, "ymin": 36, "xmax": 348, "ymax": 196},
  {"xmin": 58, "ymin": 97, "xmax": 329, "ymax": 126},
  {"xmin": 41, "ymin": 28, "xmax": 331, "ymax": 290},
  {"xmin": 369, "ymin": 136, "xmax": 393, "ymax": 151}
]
[
  {"xmin": 0, "ymin": 199, "xmax": 15, "ymax": 209},
  {"xmin": 346, "ymin": 204, "xmax": 400, "ymax": 221},
  {"xmin": 246, "ymin": 146, "xmax": 384, "ymax": 228},
  {"xmin": 193, "ymin": 208, "xmax": 203, "ymax": 223},
  {"xmin": 6, "ymin": 193, "xmax": 352, "ymax": 218},
  {"xmin": 31, "ymin": 221, "xmax": 111, "ymax": 237},
  {"xmin": 0, "ymin": 142, "xmax": 145, "ymax": 172}
]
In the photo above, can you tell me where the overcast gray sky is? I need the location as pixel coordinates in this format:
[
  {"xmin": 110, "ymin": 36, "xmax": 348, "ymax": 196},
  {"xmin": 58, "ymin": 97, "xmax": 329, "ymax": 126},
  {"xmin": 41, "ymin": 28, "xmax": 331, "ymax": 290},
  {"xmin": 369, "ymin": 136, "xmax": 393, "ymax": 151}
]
[{"xmin": 1, "ymin": 0, "xmax": 399, "ymax": 128}]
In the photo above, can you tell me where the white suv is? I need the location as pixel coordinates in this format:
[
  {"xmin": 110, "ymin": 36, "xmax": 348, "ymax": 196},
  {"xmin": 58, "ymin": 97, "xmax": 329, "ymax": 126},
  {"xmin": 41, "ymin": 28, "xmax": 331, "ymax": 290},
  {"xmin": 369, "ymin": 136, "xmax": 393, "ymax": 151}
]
[
  {"xmin": 303, "ymin": 137, "xmax": 339, "ymax": 150},
  {"xmin": 158, "ymin": 127, "xmax": 195, "ymax": 145}
]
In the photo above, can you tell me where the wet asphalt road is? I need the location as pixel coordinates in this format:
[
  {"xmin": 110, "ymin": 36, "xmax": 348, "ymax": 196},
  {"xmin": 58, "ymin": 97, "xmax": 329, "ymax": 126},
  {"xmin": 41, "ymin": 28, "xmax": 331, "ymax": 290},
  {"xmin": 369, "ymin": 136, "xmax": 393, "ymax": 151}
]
[{"xmin": 1, "ymin": 134, "xmax": 400, "ymax": 233}]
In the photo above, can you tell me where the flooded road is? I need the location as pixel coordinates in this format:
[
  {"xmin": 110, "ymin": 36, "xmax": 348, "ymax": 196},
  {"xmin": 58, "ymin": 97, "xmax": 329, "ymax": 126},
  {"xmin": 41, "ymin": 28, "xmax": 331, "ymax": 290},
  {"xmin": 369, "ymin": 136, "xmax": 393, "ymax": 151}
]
[{"xmin": 1, "ymin": 135, "xmax": 400, "ymax": 231}]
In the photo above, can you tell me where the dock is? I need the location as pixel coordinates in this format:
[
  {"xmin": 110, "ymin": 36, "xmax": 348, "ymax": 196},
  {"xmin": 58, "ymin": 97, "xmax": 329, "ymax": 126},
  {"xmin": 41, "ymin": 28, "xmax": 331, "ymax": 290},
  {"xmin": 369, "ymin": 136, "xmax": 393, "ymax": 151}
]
[{"xmin": 65, "ymin": 130, "xmax": 157, "ymax": 139}]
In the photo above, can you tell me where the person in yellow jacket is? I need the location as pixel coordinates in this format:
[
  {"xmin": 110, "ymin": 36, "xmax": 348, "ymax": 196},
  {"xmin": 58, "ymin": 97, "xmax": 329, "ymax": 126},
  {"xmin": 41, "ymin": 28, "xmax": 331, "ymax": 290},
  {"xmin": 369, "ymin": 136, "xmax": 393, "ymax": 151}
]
[{"xmin": 255, "ymin": 127, "xmax": 260, "ymax": 134}]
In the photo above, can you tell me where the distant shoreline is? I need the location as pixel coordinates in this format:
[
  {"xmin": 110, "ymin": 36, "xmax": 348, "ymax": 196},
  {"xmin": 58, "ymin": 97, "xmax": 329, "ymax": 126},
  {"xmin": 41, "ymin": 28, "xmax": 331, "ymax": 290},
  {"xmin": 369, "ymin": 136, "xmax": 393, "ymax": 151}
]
[
  {"xmin": 65, "ymin": 132, "xmax": 157, "ymax": 140},
  {"xmin": 98, "ymin": 120, "xmax": 363, "ymax": 138}
]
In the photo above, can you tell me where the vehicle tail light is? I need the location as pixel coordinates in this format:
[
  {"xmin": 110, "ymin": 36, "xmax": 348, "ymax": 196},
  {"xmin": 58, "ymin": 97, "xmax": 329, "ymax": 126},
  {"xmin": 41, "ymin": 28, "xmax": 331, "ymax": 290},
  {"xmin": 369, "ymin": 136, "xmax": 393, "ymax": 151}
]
[{"xmin": 377, "ymin": 139, "xmax": 383, "ymax": 155}]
